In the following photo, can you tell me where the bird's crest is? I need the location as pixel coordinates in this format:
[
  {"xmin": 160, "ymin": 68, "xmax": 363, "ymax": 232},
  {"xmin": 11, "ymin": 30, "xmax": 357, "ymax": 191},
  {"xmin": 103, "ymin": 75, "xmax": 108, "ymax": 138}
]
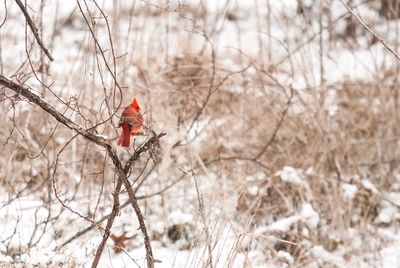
[{"xmin": 131, "ymin": 97, "xmax": 140, "ymax": 112}]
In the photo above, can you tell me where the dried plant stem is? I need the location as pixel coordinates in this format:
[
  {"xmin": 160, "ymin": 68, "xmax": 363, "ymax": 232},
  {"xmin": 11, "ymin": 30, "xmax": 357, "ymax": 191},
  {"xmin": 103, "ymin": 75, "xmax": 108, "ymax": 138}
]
[{"xmin": 188, "ymin": 151, "xmax": 213, "ymax": 268}]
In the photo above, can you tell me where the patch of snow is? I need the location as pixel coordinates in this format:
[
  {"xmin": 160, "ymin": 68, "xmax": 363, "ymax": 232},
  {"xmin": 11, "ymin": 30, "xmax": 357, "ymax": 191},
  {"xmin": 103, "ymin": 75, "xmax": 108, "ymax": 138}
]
[
  {"xmin": 300, "ymin": 203, "xmax": 319, "ymax": 229},
  {"xmin": 254, "ymin": 172, "xmax": 266, "ymax": 180},
  {"xmin": 324, "ymin": 89, "xmax": 339, "ymax": 116},
  {"xmin": 71, "ymin": 173, "xmax": 82, "ymax": 183},
  {"xmin": 305, "ymin": 167, "xmax": 316, "ymax": 176},
  {"xmin": 341, "ymin": 183, "xmax": 358, "ymax": 200},
  {"xmin": 311, "ymin": 245, "xmax": 345, "ymax": 267},
  {"xmin": 361, "ymin": 179, "xmax": 380, "ymax": 194},
  {"xmin": 168, "ymin": 211, "xmax": 194, "ymax": 225},
  {"xmin": 302, "ymin": 227, "xmax": 310, "ymax": 237},
  {"xmin": 376, "ymin": 206, "xmax": 397, "ymax": 225},
  {"xmin": 0, "ymin": 252, "xmax": 13, "ymax": 263},
  {"xmin": 265, "ymin": 216, "xmax": 301, "ymax": 233},
  {"xmin": 277, "ymin": 250, "xmax": 294, "ymax": 264},
  {"xmin": 260, "ymin": 203, "xmax": 319, "ymax": 234},
  {"xmin": 248, "ymin": 186, "xmax": 259, "ymax": 196},
  {"xmin": 94, "ymin": 134, "xmax": 109, "ymax": 139},
  {"xmin": 238, "ymin": 235, "xmax": 252, "ymax": 251},
  {"xmin": 275, "ymin": 166, "xmax": 304, "ymax": 186},
  {"xmin": 387, "ymin": 192, "xmax": 400, "ymax": 207},
  {"xmin": 380, "ymin": 240, "xmax": 400, "ymax": 268}
]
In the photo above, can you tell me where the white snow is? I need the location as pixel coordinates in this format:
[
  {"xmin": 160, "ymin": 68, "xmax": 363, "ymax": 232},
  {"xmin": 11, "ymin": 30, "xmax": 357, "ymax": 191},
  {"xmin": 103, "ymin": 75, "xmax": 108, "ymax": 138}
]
[
  {"xmin": 361, "ymin": 179, "xmax": 380, "ymax": 194},
  {"xmin": 94, "ymin": 134, "xmax": 110, "ymax": 139},
  {"xmin": 275, "ymin": 166, "xmax": 304, "ymax": 186},
  {"xmin": 265, "ymin": 215, "xmax": 301, "ymax": 233},
  {"xmin": 300, "ymin": 203, "xmax": 320, "ymax": 229},
  {"xmin": 380, "ymin": 240, "xmax": 400, "ymax": 268},
  {"xmin": 248, "ymin": 185, "xmax": 260, "ymax": 196},
  {"xmin": 3, "ymin": 0, "xmax": 400, "ymax": 267},
  {"xmin": 341, "ymin": 183, "xmax": 358, "ymax": 200},
  {"xmin": 260, "ymin": 203, "xmax": 320, "ymax": 233},
  {"xmin": 0, "ymin": 253, "xmax": 13, "ymax": 263},
  {"xmin": 277, "ymin": 250, "xmax": 294, "ymax": 264},
  {"xmin": 324, "ymin": 89, "xmax": 339, "ymax": 116},
  {"xmin": 311, "ymin": 245, "xmax": 345, "ymax": 267},
  {"xmin": 375, "ymin": 206, "xmax": 398, "ymax": 225}
]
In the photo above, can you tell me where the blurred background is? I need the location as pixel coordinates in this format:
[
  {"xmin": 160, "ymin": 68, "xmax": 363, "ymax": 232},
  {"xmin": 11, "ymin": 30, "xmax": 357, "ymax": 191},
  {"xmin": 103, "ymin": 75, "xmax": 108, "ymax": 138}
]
[{"xmin": 1, "ymin": 0, "xmax": 400, "ymax": 267}]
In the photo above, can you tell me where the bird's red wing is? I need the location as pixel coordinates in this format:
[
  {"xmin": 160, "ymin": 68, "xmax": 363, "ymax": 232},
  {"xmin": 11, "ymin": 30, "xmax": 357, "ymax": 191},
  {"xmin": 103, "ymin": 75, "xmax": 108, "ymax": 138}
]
[
  {"xmin": 130, "ymin": 113, "xmax": 144, "ymax": 134},
  {"xmin": 118, "ymin": 107, "xmax": 129, "ymax": 127}
]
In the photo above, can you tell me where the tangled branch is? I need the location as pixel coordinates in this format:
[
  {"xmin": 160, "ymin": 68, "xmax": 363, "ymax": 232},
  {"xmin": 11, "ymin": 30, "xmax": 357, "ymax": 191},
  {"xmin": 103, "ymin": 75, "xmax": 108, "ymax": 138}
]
[{"xmin": 0, "ymin": 74, "xmax": 158, "ymax": 268}]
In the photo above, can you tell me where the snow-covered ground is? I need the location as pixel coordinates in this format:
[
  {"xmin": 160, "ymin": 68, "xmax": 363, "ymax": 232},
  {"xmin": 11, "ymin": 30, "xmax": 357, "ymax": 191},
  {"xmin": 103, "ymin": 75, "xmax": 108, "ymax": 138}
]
[{"xmin": 1, "ymin": 0, "xmax": 400, "ymax": 267}]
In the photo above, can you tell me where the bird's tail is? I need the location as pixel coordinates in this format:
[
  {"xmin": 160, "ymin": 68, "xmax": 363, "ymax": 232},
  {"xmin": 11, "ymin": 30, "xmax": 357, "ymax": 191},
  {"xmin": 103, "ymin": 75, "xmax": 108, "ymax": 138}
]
[{"xmin": 117, "ymin": 126, "xmax": 131, "ymax": 147}]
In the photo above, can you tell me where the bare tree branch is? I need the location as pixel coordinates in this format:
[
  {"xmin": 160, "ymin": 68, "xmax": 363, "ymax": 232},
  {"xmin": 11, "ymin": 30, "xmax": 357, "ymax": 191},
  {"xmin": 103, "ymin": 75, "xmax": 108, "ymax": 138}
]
[
  {"xmin": 339, "ymin": 0, "xmax": 400, "ymax": 62},
  {"xmin": 92, "ymin": 133, "xmax": 165, "ymax": 268},
  {"xmin": 14, "ymin": 0, "xmax": 54, "ymax": 62},
  {"xmin": 0, "ymin": 75, "xmax": 108, "ymax": 145},
  {"xmin": 60, "ymin": 170, "xmax": 184, "ymax": 249},
  {"xmin": 0, "ymin": 74, "xmax": 155, "ymax": 268}
]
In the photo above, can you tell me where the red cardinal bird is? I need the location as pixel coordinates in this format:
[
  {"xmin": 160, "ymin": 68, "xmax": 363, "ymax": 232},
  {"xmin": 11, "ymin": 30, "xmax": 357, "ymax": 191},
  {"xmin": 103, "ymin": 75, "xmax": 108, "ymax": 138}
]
[{"xmin": 117, "ymin": 98, "xmax": 144, "ymax": 147}]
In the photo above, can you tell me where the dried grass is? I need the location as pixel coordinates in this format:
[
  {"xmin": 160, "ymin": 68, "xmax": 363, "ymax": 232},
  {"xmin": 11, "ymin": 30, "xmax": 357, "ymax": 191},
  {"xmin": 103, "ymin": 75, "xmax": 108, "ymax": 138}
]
[{"xmin": 1, "ymin": 0, "xmax": 400, "ymax": 267}]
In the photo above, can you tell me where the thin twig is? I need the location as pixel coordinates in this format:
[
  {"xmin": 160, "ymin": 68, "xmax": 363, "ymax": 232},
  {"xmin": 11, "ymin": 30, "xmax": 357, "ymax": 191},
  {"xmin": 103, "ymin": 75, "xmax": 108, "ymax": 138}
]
[
  {"xmin": 60, "ymin": 172, "xmax": 186, "ymax": 248},
  {"xmin": 339, "ymin": 0, "xmax": 400, "ymax": 62},
  {"xmin": 253, "ymin": 86, "xmax": 294, "ymax": 160},
  {"xmin": 91, "ymin": 133, "xmax": 165, "ymax": 268},
  {"xmin": 0, "ymin": 0, "xmax": 7, "ymax": 28},
  {"xmin": 188, "ymin": 152, "xmax": 213, "ymax": 268},
  {"xmin": 14, "ymin": 0, "xmax": 54, "ymax": 61},
  {"xmin": 0, "ymin": 75, "xmax": 108, "ymax": 146},
  {"xmin": 0, "ymin": 75, "xmax": 155, "ymax": 268}
]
